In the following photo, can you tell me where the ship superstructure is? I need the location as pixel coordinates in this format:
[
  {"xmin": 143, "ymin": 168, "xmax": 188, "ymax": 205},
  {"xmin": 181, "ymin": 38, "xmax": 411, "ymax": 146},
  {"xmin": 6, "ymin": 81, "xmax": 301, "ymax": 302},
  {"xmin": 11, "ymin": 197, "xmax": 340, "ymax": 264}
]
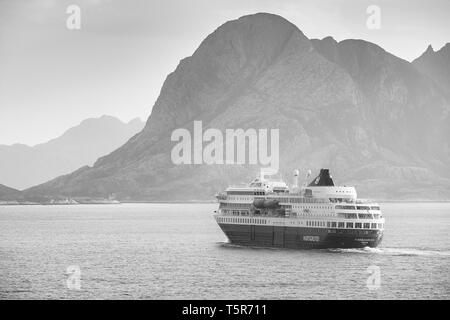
[{"xmin": 214, "ymin": 169, "xmax": 384, "ymax": 249}]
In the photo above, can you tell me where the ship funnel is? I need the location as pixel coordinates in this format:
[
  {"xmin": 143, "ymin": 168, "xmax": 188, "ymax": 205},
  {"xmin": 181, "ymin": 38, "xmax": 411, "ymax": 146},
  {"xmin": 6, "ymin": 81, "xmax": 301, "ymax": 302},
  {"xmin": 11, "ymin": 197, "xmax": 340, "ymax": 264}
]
[{"xmin": 308, "ymin": 169, "xmax": 335, "ymax": 187}]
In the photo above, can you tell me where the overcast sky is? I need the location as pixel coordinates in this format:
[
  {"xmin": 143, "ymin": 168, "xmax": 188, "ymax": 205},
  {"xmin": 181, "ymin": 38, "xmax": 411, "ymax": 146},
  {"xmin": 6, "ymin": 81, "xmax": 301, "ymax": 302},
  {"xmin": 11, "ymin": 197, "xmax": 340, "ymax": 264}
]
[{"xmin": 1, "ymin": 0, "xmax": 449, "ymax": 145}]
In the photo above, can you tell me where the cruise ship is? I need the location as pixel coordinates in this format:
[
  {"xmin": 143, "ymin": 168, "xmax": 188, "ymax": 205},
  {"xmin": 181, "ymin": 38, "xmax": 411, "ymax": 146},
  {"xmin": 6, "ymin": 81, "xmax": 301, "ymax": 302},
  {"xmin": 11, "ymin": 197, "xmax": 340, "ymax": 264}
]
[{"xmin": 214, "ymin": 169, "xmax": 384, "ymax": 249}]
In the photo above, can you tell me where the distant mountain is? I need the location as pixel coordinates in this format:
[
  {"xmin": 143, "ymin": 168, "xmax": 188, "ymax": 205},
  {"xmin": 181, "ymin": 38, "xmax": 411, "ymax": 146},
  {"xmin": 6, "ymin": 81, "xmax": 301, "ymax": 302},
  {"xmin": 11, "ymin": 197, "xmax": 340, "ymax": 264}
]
[
  {"xmin": 412, "ymin": 43, "xmax": 450, "ymax": 97},
  {"xmin": 0, "ymin": 184, "xmax": 21, "ymax": 200},
  {"xmin": 25, "ymin": 13, "xmax": 450, "ymax": 201},
  {"xmin": 0, "ymin": 116, "xmax": 144, "ymax": 190}
]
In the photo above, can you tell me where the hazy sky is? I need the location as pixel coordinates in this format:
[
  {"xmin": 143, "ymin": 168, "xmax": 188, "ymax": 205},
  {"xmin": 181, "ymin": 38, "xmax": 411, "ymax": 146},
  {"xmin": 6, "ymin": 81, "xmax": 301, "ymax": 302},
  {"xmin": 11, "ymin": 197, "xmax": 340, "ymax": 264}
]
[{"xmin": 1, "ymin": 0, "xmax": 449, "ymax": 145}]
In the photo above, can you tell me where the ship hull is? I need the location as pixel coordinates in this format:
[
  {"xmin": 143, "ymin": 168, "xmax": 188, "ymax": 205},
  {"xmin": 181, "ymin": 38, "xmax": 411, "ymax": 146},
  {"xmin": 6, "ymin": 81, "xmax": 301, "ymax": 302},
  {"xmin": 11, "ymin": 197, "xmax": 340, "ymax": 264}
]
[{"xmin": 218, "ymin": 223, "xmax": 383, "ymax": 249}]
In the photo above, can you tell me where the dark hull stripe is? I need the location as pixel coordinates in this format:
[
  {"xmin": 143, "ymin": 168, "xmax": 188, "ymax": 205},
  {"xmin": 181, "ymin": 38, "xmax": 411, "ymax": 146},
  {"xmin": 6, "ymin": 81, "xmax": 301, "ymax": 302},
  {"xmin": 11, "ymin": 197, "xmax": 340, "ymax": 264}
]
[{"xmin": 218, "ymin": 223, "xmax": 383, "ymax": 249}]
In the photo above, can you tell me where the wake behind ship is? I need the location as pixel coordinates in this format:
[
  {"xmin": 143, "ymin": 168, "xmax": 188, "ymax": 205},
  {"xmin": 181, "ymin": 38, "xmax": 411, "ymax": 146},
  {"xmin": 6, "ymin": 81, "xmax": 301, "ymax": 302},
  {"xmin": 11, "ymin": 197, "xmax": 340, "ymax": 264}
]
[{"xmin": 214, "ymin": 169, "xmax": 384, "ymax": 249}]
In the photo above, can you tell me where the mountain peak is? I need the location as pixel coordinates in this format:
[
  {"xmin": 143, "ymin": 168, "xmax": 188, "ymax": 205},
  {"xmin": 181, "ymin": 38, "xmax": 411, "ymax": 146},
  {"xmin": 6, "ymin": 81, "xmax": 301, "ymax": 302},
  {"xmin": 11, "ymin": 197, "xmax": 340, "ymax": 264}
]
[
  {"xmin": 78, "ymin": 115, "xmax": 122, "ymax": 127},
  {"xmin": 322, "ymin": 36, "xmax": 337, "ymax": 43},
  {"xmin": 412, "ymin": 42, "xmax": 450, "ymax": 96},
  {"xmin": 235, "ymin": 12, "xmax": 299, "ymax": 27},
  {"xmin": 128, "ymin": 117, "xmax": 144, "ymax": 125},
  {"xmin": 142, "ymin": 12, "xmax": 313, "ymax": 141},
  {"xmin": 199, "ymin": 12, "xmax": 312, "ymax": 57}
]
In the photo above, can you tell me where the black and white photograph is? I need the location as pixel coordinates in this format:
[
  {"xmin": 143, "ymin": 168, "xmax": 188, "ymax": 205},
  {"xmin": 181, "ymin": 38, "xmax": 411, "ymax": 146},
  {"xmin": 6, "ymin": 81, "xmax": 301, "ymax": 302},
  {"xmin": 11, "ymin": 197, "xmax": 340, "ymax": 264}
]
[{"xmin": 0, "ymin": 0, "xmax": 449, "ymax": 305}]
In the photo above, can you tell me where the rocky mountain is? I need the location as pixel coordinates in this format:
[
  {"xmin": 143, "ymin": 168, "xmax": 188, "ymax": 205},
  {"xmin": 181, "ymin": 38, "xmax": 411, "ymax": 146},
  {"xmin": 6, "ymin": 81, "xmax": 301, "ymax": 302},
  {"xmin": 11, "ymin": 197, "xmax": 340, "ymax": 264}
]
[
  {"xmin": 0, "ymin": 116, "xmax": 144, "ymax": 190},
  {"xmin": 310, "ymin": 37, "xmax": 450, "ymax": 198},
  {"xmin": 413, "ymin": 43, "xmax": 450, "ymax": 98},
  {"xmin": 24, "ymin": 13, "xmax": 450, "ymax": 201}
]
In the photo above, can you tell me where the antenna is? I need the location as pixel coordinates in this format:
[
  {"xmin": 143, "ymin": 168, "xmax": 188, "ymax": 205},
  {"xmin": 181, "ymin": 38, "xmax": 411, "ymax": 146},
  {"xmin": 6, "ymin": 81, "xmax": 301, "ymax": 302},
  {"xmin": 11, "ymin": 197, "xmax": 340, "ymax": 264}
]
[
  {"xmin": 293, "ymin": 169, "xmax": 299, "ymax": 188},
  {"xmin": 302, "ymin": 169, "xmax": 312, "ymax": 188}
]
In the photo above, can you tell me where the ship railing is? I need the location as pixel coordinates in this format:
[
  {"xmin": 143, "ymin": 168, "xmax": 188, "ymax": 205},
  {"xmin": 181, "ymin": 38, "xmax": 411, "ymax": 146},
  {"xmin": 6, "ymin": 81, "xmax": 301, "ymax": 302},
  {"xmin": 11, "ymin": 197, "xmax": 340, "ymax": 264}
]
[
  {"xmin": 228, "ymin": 184, "xmax": 251, "ymax": 188},
  {"xmin": 355, "ymin": 199, "xmax": 377, "ymax": 204}
]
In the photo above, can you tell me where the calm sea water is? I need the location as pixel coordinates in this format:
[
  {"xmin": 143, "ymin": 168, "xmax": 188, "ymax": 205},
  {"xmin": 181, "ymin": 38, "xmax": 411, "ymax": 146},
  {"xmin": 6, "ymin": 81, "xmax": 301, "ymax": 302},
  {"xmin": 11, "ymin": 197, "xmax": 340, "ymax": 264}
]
[{"xmin": 0, "ymin": 203, "xmax": 449, "ymax": 299}]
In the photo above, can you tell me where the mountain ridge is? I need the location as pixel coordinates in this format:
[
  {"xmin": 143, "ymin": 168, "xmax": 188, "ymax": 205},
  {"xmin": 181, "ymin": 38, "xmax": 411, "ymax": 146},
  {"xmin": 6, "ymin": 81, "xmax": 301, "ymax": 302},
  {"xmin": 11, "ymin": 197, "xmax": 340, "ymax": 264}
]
[
  {"xmin": 412, "ymin": 42, "xmax": 450, "ymax": 99},
  {"xmin": 23, "ymin": 13, "xmax": 450, "ymax": 201},
  {"xmin": 0, "ymin": 115, "xmax": 144, "ymax": 190}
]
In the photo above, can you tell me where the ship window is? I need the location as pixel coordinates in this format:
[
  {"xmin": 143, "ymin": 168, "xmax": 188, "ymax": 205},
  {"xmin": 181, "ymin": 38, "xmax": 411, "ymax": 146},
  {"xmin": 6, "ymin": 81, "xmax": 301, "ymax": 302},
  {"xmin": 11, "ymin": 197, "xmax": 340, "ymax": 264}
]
[
  {"xmin": 364, "ymin": 223, "xmax": 370, "ymax": 229},
  {"xmin": 371, "ymin": 223, "xmax": 377, "ymax": 229},
  {"xmin": 327, "ymin": 222, "xmax": 330, "ymax": 227},
  {"xmin": 331, "ymin": 222, "xmax": 337, "ymax": 228},
  {"xmin": 338, "ymin": 222, "xmax": 344, "ymax": 228},
  {"xmin": 346, "ymin": 222, "xmax": 353, "ymax": 228},
  {"xmin": 355, "ymin": 223, "xmax": 362, "ymax": 228}
]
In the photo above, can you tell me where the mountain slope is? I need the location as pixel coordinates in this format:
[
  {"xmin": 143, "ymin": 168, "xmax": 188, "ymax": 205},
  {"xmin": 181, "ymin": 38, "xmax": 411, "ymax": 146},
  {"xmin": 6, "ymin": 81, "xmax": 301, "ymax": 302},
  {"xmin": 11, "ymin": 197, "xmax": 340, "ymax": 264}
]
[
  {"xmin": 311, "ymin": 37, "xmax": 450, "ymax": 188},
  {"xmin": 0, "ymin": 116, "xmax": 144, "ymax": 190},
  {"xmin": 0, "ymin": 184, "xmax": 21, "ymax": 200},
  {"xmin": 25, "ymin": 13, "xmax": 450, "ymax": 201}
]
